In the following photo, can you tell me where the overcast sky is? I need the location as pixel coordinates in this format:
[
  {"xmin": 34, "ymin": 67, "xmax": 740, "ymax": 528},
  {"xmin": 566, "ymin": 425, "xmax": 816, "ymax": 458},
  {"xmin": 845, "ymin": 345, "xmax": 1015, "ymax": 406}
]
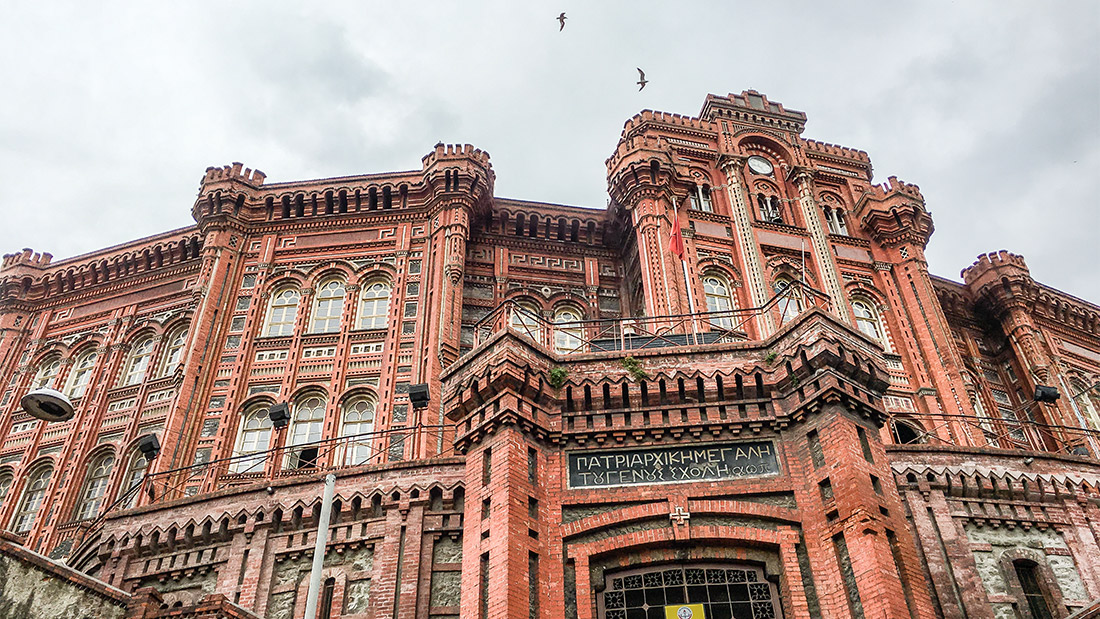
[{"xmin": 1, "ymin": 1, "xmax": 1097, "ymax": 301}]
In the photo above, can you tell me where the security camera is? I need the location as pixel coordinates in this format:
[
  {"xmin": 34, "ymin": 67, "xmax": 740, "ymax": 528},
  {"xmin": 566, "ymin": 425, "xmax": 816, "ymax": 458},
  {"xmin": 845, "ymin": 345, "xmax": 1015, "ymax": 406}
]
[{"xmin": 20, "ymin": 388, "xmax": 75, "ymax": 422}]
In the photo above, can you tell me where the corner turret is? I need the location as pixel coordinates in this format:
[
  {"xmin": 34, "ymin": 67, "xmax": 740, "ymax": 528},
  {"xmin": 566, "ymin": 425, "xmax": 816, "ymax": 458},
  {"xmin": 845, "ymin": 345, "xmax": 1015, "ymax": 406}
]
[
  {"xmin": 855, "ymin": 176, "xmax": 934, "ymax": 250},
  {"xmin": 192, "ymin": 162, "xmax": 266, "ymax": 227}
]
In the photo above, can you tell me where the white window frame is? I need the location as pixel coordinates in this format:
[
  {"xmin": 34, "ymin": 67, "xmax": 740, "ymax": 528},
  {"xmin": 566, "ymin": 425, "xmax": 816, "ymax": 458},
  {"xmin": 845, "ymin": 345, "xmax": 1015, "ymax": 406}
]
[
  {"xmin": 311, "ymin": 279, "xmax": 346, "ymax": 334},
  {"xmin": 122, "ymin": 338, "xmax": 155, "ymax": 386},
  {"xmin": 12, "ymin": 465, "xmax": 52, "ymax": 533},
  {"xmin": 265, "ymin": 289, "xmax": 301, "ymax": 337},
  {"xmin": 66, "ymin": 350, "xmax": 98, "ymax": 399},
  {"xmin": 76, "ymin": 453, "xmax": 115, "ymax": 520},
  {"xmin": 703, "ymin": 274, "xmax": 736, "ymax": 329},
  {"xmin": 358, "ymin": 281, "xmax": 392, "ymax": 330},
  {"xmin": 342, "ymin": 397, "xmax": 376, "ymax": 466}
]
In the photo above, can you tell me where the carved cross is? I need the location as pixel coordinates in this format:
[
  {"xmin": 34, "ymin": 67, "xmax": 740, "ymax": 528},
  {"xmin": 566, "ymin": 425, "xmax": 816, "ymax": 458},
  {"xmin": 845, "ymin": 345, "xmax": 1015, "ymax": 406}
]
[{"xmin": 670, "ymin": 506, "xmax": 691, "ymax": 525}]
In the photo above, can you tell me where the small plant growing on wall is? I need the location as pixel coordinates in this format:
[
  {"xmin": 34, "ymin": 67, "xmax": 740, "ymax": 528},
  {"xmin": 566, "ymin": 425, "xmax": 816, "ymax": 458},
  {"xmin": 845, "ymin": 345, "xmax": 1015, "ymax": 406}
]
[
  {"xmin": 763, "ymin": 352, "xmax": 777, "ymax": 364},
  {"xmin": 548, "ymin": 366, "xmax": 569, "ymax": 389},
  {"xmin": 621, "ymin": 356, "xmax": 648, "ymax": 381}
]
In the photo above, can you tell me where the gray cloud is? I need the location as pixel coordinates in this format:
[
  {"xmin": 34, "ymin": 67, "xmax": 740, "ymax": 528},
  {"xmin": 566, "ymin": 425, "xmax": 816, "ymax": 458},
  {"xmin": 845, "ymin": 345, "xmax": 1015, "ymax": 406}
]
[{"xmin": 0, "ymin": 0, "xmax": 1095, "ymax": 300}]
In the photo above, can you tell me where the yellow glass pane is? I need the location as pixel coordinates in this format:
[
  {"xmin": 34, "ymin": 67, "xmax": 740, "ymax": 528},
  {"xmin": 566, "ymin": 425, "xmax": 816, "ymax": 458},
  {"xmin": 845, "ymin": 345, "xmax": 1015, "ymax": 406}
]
[{"xmin": 665, "ymin": 604, "xmax": 706, "ymax": 619}]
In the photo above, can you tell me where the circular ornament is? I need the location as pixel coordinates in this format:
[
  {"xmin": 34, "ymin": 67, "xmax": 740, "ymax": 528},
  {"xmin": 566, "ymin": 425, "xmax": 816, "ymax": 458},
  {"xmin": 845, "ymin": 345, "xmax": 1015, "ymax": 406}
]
[{"xmin": 747, "ymin": 156, "xmax": 774, "ymax": 176}]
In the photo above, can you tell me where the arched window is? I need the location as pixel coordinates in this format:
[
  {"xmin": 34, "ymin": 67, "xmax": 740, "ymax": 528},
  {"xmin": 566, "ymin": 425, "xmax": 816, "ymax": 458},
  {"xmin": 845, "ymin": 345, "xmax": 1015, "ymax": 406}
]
[
  {"xmin": 0, "ymin": 470, "xmax": 13, "ymax": 509},
  {"xmin": 76, "ymin": 452, "xmax": 115, "ymax": 520},
  {"xmin": 342, "ymin": 397, "xmax": 376, "ymax": 466},
  {"xmin": 702, "ymin": 274, "xmax": 736, "ymax": 329},
  {"xmin": 852, "ymin": 299, "xmax": 885, "ymax": 343},
  {"xmin": 159, "ymin": 326, "xmax": 187, "ymax": 377},
  {"xmin": 510, "ymin": 300, "xmax": 543, "ymax": 342},
  {"xmin": 311, "ymin": 279, "xmax": 346, "ymax": 333},
  {"xmin": 121, "ymin": 338, "xmax": 154, "ymax": 386},
  {"xmin": 265, "ymin": 288, "xmax": 301, "ymax": 337},
  {"xmin": 553, "ymin": 307, "xmax": 584, "ymax": 354},
  {"xmin": 66, "ymin": 349, "xmax": 98, "ymax": 399},
  {"xmin": 1071, "ymin": 379, "xmax": 1100, "ymax": 431},
  {"xmin": 892, "ymin": 420, "xmax": 924, "ymax": 444},
  {"xmin": 774, "ymin": 278, "xmax": 803, "ymax": 324},
  {"xmin": 690, "ymin": 184, "xmax": 713, "ymax": 212},
  {"xmin": 288, "ymin": 395, "xmax": 326, "ymax": 469},
  {"xmin": 233, "ymin": 407, "xmax": 273, "ymax": 473},
  {"xmin": 32, "ymin": 357, "xmax": 61, "ymax": 389},
  {"xmin": 121, "ymin": 451, "xmax": 149, "ymax": 509},
  {"xmin": 824, "ymin": 206, "xmax": 848, "ymax": 235},
  {"xmin": 1014, "ymin": 560, "xmax": 1054, "ymax": 619},
  {"xmin": 12, "ymin": 464, "xmax": 52, "ymax": 533},
  {"xmin": 758, "ymin": 195, "xmax": 782, "ymax": 223},
  {"xmin": 358, "ymin": 281, "xmax": 391, "ymax": 330}
]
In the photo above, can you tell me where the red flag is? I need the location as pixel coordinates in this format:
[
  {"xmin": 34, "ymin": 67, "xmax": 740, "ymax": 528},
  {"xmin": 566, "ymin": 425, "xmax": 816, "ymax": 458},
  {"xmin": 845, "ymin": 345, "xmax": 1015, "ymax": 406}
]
[{"xmin": 669, "ymin": 202, "xmax": 685, "ymax": 260}]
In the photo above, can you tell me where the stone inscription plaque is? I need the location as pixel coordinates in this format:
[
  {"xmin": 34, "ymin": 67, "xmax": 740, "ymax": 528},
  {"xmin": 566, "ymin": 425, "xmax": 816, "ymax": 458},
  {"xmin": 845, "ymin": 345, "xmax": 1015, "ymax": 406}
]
[{"xmin": 568, "ymin": 441, "xmax": 779, "ymax": 489}]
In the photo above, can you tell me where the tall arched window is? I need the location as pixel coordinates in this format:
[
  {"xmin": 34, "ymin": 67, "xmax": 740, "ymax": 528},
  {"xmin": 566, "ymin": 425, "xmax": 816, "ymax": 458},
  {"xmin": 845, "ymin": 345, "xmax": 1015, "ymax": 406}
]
[
  {"xmin": 76, "ymin": 452, "xmax": 115, "ymax": 520},
  {"xmin": 1014, "ymin": 560, "xmax": 1054, "ymax": 619},
  {"xmin": 553, "ymin": 307, "xmax": 585, "ymax": 354},
  {"xmin": 311, "ymin": 279, "xmax": 346, "ymax": 333},
  {"xmin": 12, "ymin": 464, "xmax": 52, "ymax": 533},
  {"xmin": 288, "ymin": 395, "xmax": 326, "ymax": 469},
  {"xmin": 233, "ymin": 407, "xmax": 273, "ymax": 473},
  {"xmin": 511, "ymin": 300, "xmax": 543, "ymax": 343},
  {"xmin": 0, "ymin": 470, "xmax": 13, "ymax": 509},
  {"xmin": 342, "ymin": 397, "xmax": 376, "ymax": 466},
  {"xmin": 358, "ymin": 281, "xmax": 391, "ymax": 330},
  {"xmin": 159, "ymin": 326, "xmax": 187, "ymax": 377},
  {"xmin": 702, "ymin": 274, "xmax": 736, "ymax": 329},
  {"xmin": 121, "ymin": 337, "xmax": 154, "ymax": 386},
  {"xmin": 265, "ymin": 288, "xmax": 301, "ymax": 337},
  {"xmin": 121, "ymin": 451, "xmax": 149, "ymax": 509},
  {"xmin": 32, "ymin": 357, "xmax": 61, "ymax": 389},
  {"xmin": 852, "ymin": 299, "xmax": 885, "ymax": 344},
  {"xmin": 1071, "ymin": 379, "xmax": 1100, "ymax": 431},
  {"xmin": 66, "ymin": 349, "xmax": 98, "ymax": 399},
  {"xmin": 774, "ymin": 278, "xmax": 803, "ymax": 324}
]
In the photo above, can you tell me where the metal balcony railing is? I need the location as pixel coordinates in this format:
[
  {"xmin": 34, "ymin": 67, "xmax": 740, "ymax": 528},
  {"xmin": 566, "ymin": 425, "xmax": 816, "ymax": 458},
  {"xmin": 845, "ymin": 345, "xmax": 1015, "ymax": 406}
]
[{"xmin": 470, "ymin": 280, "xmax": 832, "ymax": 356}]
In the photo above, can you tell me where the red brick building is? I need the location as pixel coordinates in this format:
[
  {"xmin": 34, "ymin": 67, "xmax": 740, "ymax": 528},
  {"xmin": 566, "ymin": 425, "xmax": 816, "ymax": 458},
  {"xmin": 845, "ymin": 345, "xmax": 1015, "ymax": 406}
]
[{"xmin": 0, "ymin": 91, "xmax": 1097, "ymax": 619}]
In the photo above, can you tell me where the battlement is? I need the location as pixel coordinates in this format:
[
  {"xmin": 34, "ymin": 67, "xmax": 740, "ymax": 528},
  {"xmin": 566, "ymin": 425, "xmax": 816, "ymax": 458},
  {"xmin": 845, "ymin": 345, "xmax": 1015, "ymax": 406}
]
[
  {"xmin": 867, "ymin": 176, "xmax": 923, "ymax": 201},
  {"xmin": 620, "ymin": 109, "xmax": 711, "ymax": 137},
  {"xmin": 201, "ymin": 162, "xmax": 266, "ymax": 187},
  {"xmin": 421, "ymin": 143, "xmax": 492, "ymax": 170},
  {"xmin": 1, "ymin": 248, "xmax": 53, "ymax": 271},
  {"xmin": 699, "ymin": 90, "xmax": 807, "ymax": 132},
  {"xmin": 605, "ymin": 133, "xmax": 668, "ymax": 172},
  {"xmin": 961, "ymin": 250, "xmax": 1031, "ymax": 284},
  {"xmin": 802, "ymin": 138, "xmax": 871, "ymax": 163}
]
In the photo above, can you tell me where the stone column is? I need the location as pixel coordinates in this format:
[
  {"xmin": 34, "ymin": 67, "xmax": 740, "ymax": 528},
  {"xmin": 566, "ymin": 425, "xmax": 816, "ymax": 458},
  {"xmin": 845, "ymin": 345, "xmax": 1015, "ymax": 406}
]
[
  {"xmin": 793, "ymin": 170, "xmax": 848, "ymax": 323},
  {"xmin": 719, "ymin": 158, "xmax": 774, "ymax": 335}
]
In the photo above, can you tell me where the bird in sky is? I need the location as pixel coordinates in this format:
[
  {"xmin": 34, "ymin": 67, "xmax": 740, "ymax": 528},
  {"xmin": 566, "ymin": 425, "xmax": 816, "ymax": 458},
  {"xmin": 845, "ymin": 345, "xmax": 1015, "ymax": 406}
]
[
  {"xmin": 557, "ymin": 12, "xmax": 567, "ymax": 31},
  {"xmin": 637, "ymin": 68, "xmax": 648, "ymax": 91}
]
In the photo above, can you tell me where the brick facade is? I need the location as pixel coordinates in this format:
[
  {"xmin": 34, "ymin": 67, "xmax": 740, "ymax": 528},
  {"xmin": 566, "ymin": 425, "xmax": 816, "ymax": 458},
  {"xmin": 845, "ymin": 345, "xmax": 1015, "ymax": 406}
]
[{"xmin": 0, "ymin": 91, "xmax": 1096, "ymax": 618}]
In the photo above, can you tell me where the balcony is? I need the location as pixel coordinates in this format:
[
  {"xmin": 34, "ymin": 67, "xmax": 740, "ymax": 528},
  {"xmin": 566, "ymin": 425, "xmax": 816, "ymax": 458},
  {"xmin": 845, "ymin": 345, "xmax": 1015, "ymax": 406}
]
[{"xmin": 467, "ymin": 281, "xmax": 831, "ymax": 358}]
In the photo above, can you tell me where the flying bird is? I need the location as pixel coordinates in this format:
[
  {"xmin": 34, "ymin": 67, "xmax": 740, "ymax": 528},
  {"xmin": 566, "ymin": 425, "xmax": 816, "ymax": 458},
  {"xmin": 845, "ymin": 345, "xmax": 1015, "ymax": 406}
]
[
  {"xmin": 557, "ymin": 12, "xmax": 567, "ymax": 31},
  {"xmin": 637, "ymin": 68, "xmax": 648, "ymax": 91}
]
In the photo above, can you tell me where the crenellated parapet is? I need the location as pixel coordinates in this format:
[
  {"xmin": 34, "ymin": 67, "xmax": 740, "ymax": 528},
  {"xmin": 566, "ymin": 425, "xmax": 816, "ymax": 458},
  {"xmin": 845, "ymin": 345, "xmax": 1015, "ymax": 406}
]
[
  {"xmin": 699, "ymin": 90, "xmax": 807, "ymax": 135},
  {"xmin": 961, "ymin": 250, "xmax": 1037, "ymax": 315},
  {"xmin": 192, "ymin": 162, "xmax": 266, "ymax": 228},
  {"xmin": 855, "ymin": 176, "xmax": 934, "ymax": 248},
  {"xmin": 419, "ymin": 142, "xmax": 495, "ymax": 221},
  {"xmin": 0, "ymin": 229, "xmax": 203, "ymax": 305}
]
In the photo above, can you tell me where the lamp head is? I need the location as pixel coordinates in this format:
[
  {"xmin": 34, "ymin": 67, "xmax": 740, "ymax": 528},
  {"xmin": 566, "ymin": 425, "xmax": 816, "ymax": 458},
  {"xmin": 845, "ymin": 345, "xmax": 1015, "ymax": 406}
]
[{"xmin": 20, "ymin": 388, "xmax": 75, "ymax": 422}]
